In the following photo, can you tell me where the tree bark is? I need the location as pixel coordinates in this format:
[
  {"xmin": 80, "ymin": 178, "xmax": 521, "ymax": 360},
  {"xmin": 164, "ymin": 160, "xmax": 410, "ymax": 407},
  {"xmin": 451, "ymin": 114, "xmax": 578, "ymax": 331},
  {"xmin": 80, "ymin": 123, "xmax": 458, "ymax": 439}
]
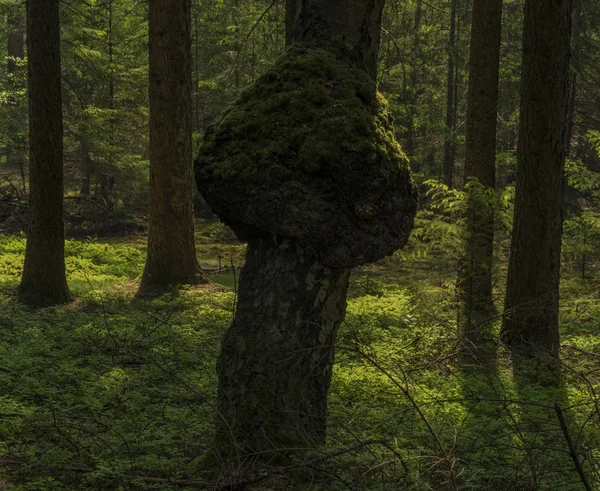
[
  {"xmin": 405, "ymin": 0, "xmax": 423, "ymax": 159},
  {"xmin": 502, "ymin": 0, "xmax": 572, "ymax": 357},
  {"xmin": 459, "ymin": 0, "xmax": 503, "ymax": 349},
  {"xmin": 293, "ymin": 0, "xmax": 385, "ymax": 79},
  {"xmin": 565, "ymin": 0, "xmax": 582, "ymax": 159},
  {"xmin": 6, "ymin": 2, "xmax": 26, "ymax": 187},
  {"xmin": 217, "ymin": 237, "xmax": 350, "ymax": 450},
  {"xmin": 285, "ymin": 0, "xmax": 297, "ymax": 46},
  {"xmin": 141, "ymin": 0, "xmax": 205, "ymax": 292},
  {"xmin": 215, "ymin": 0, "xmax": 396, "ymax": 453},
  {"xmin": 442, "ymin": 0, "xmax": 457, "ymax": 188},
  {"xmin": 17, "ymin": 0, "xmax": 72, "ymax": 307}
]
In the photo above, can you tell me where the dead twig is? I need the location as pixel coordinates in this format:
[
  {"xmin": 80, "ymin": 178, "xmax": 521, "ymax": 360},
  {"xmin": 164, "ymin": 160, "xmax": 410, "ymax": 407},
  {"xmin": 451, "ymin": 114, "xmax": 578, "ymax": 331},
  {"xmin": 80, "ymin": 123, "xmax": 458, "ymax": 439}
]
[{"xmin": 554, "ymin": 402, "xmax": 593, "ymax": 491}]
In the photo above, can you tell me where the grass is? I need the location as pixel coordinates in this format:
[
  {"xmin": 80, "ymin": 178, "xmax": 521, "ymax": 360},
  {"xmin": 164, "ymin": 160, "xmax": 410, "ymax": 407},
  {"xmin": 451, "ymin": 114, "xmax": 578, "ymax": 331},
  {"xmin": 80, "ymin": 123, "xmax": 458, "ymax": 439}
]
[{"xmin": 0, "ymin": 218, "xmax": 598, "ymax": 489}]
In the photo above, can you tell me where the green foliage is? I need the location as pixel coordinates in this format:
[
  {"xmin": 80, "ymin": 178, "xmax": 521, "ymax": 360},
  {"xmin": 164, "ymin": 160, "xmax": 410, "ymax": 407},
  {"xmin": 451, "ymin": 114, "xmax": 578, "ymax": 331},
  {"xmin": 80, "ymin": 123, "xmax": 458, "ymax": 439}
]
[
  {"xmin": 562, "ymin": 211, "xmax": 600, "ymax": 277},
  {"xmin": 60, "ymin": 0, "xmax": 150, "ymax": 215},
  {"xmin": 0, "ymin": 234, "xmax": 234, "ymax": 490},
  {"xmin": 0, "ymin": 225, "xmax": 599, "ymax": 489},
  {"xmin": 408, "ymin": 179, "xmax": 514, "ymax": 262}
]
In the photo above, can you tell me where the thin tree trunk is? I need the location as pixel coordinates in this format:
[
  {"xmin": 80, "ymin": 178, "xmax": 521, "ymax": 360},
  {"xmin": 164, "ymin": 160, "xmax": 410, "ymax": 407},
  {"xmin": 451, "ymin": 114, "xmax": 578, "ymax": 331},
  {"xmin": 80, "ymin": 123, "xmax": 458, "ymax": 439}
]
[
  {"xmin": 18, "ymin": 0, "xmax": 72, "ymax": 307},
  {"xmin": 565, "ymin": 0, "xmax": 582, "ymax": 158},
  {"xmin": 105, "ymin": 0, "xmax": 115, "ymax": 211},
  {"xmin": 442, "ymin": 0, "xmax": 457, "ymax": 188},
  {"xmin": 502, "ymin": 0, "xmax": 572, "ymax": 357},
  {"xmin": 405, "ymin": 0, "xmax": 423, "ymax": 158},
  {"xmin": 141, "ymin": 0, "xmax": 205, "ymax": 292},
  {"xmin": 285, "ymin": 0, "xmax": 297, "ymax": 46},
  {"xmin": 459, "ymin": 0, "xmax": 503, "ymax": 351},
  {"xmin": 6, "ymin": 3, "xmax": 26, "ymax": 190}
]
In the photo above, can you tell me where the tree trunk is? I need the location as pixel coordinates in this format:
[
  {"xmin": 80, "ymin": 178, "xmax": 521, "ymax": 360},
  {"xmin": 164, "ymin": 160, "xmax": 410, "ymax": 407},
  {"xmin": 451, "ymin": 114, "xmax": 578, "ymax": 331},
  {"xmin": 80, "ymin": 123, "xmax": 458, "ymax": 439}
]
[
  {"xmin": 285, "ymin": 0, "xmax": 297, "ymax": 47},
  {"xmin": 404, "ymin": 0, "xmax": 423, "ymax": 159},
  {"xmin": 502, "ymin": 0, "xmax": 572, "ymax": 357},
  {"xmin": 442, "ymin": 0, "xmax": 457, "ymax": 188},
  {"xmin": 217, "ymin": 237, "xmax": 350, "ymax": 450},
  {"xmin": 17, "ymin": 0, "xmax": 72, "ymax": 307},
  {"xmin": 215, "ymin": 0, "xmax": 395, "ymax": 453},
  {"xmin": 292, "ymin": 0, "xmax": 385, "ymax": 79},
  {"xmin": 6, "ymin": 2, "xmax": 26, "ymax": 189},
  {"xmin": 565, "ymin": 0, "xmax": 582, "ymax": 159},
  {"xmin": 141, "ymin": 0, "xmax": 205, "ymax": 292},
  {"xmin": 459, "ymin": 0, "xmax": 503, "ymax": 351}
]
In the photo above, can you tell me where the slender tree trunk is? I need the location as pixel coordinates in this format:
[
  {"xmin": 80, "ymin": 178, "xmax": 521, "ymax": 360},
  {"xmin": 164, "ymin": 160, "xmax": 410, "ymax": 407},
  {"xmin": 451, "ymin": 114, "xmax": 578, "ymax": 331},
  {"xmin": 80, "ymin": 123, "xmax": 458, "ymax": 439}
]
[
  {"xmin": 285, "ymin": 0, "xmax": 297, "ymax": 46},
  {"xmin": 80, "ymin": 134, "xmax": 93, "ymax": 197},
  {"xmin": 103, "ymin": 0, "xmax": 115, "ymax": 211},
  {"xmin": 193, "ymin": 1, "xmax": 200, "ymax": 134},
  {"xmin": 6, "ymin": 3, "xmax": 26, "ymax": 189},
  {"xmin": 565, "ymin": 0, "xmax": 582, "ymax": 158},
  {"xmin": 502, "ymin": 0, "xmax": 572, "ymax": 357},
  {"xmin": 459, "ymin": 0, "xmax": 503, "ymax": 350},
  {"xmin": 140, "ymin": 0, "xmax": 205, "ymax": 292},
  {"xmin": 215, "ymin": 0, "xmax": 394, "ymax": 452},
  {"xmin": 442, "ymin": 0, "xmax": 457, "ymax": 188},
  {"xmin": 17, "ymin": 0, "xmax": 72, "ymax": 307},
  {"xmin": 404, "ymin": 0, "xmax": 423, "ymax": 158}
]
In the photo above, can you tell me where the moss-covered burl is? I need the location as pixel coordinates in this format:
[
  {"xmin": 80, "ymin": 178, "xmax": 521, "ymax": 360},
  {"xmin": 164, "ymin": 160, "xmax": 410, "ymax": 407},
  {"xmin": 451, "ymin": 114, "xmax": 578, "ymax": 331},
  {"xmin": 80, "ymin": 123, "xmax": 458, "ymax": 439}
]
[
  {"xmin": 196, "ymin": 46, "xmax": 417, "ymax": 268},
  {"xmin": 195, "ymin": 43, "xmax": 417, "ymax": 455}
]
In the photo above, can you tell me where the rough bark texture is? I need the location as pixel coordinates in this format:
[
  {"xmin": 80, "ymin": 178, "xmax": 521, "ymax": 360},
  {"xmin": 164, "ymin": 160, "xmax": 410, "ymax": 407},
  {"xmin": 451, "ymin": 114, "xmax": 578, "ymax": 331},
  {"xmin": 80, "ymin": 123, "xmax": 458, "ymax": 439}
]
[
  {"xmin": 217, "ymin": 237, "xmax": 350, "ymax": 449},
  {"xmin": 196, "ymin": 0, "xmax": 417, "ymax": 452},
  {"xmin": 141, "ymin": 0, "xmax": 205, "ymax": 292},
  {"xmin": 293, "ymin": 0, "xmax": 384, "ymax": 79},
  {"xmin": 196, "ymin": 47, "xmax": 416, "ymax": 270},
  {"xmin": 460, "ymin": 0, "xmax": 503, "ymax": 347},
  {"xmin": 502, "ymin": 0, "xmax": 572, "ymax": 357},
  {"xmin": 17, "ymin": 0, "xmax": 72, "ymax": 307}
]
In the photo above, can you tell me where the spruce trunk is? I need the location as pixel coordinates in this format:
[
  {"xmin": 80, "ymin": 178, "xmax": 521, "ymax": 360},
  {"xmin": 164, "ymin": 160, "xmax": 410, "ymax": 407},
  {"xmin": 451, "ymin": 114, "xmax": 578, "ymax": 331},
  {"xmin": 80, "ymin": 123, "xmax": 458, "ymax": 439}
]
[
  {"xmin": 141, "ymin": 0, "xmax": 204, "ymax": 292},
  {"xmin": 460, "ymin": 0, "xmax": 503, "ymax": 351},
  {"xmin": 17, "ymin": 0, "xmax": 72, "ymax": 307},
  {"xmin": 502, "ymin": 0, "xmax": 572, "ymax": 357}
]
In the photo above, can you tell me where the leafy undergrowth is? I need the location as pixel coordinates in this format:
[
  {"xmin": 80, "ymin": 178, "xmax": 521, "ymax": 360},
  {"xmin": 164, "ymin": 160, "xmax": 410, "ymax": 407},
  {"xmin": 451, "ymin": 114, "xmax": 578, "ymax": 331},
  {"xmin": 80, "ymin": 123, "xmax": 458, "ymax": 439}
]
[{"xmin": 0, "ymin": 225, "xmax": 598, "ymax": 490}]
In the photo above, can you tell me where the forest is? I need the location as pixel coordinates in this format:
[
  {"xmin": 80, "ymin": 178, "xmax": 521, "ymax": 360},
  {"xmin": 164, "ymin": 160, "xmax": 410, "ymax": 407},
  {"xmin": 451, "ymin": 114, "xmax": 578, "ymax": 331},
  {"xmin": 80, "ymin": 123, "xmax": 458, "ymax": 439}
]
[{"xmin": 0, "ymin": 0, "xmax": 599, "ymax": 489}]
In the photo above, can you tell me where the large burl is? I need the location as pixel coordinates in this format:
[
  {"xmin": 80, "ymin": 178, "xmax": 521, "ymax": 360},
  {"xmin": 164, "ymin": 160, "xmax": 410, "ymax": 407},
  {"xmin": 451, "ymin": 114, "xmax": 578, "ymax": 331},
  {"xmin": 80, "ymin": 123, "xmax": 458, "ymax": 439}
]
[
  {"xmin": 195, "ymin": 45, "xmax": 417, "ymax": 453},
  {"xmin": 196, "ymin": 46, "xmax": 416, "ymax": 268}
]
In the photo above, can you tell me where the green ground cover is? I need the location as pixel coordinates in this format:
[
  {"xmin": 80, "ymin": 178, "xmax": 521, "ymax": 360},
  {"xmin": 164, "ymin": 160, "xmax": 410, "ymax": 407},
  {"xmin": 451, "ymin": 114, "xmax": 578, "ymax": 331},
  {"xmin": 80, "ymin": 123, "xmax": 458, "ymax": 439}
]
[{"xmin": 0, "ymin": 219, "xmax": 598, "ymax": 490}]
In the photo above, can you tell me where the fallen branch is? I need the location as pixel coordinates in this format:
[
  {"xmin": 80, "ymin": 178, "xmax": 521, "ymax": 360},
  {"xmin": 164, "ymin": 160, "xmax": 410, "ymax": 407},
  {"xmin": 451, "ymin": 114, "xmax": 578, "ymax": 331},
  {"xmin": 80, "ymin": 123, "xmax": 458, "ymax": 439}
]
[
  {"xmin": 64, "ymin": 196, "xmax": 114, "ymax": 217},
  {"xmin": 554, "ymin": 402, "xmax": 593, "ymax": 491}
]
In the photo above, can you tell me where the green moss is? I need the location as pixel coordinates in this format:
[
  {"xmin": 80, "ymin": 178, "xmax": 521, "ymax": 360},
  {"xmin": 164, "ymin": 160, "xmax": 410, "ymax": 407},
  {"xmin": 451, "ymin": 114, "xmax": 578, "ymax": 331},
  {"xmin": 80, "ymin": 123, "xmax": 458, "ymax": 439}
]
[{"xmin": 196, "ymin": 46, "xmax": 418, "ymax": 267}]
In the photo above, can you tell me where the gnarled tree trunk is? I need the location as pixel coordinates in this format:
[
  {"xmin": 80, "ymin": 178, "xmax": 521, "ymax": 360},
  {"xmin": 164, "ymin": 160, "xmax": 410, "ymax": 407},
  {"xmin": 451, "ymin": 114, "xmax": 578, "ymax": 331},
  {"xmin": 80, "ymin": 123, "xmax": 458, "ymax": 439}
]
[{"xmin": 197, "ymin": 0, "xmax": 417, "ymax": 455}]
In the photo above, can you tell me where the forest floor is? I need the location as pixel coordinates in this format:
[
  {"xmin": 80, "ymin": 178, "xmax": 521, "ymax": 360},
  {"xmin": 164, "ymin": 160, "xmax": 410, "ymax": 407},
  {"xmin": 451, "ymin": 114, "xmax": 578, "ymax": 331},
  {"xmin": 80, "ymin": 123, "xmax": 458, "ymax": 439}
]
[{"xmin": 0, "ymin": 218, "xmax": 598, "ymax": 490}]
